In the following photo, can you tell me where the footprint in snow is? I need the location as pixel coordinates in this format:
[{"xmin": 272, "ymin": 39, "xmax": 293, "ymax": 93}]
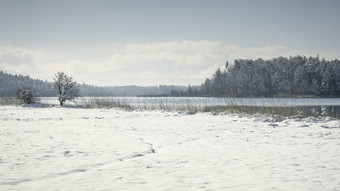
[
  {"xmin": 268, "ymin": 123, "xmax": 278, "ymax": 127},
  {"xmin": 132, "ymin": 153, "xmax": 144, "ymax": 158},
  {"xmin": 63, "ymin": 151, "xmax": 73, "ymax": 157},
  {"xmin": 321, "ymin": 125, "xmax": 338, "ymax": 129},
  {"xmin": 185, "ymin": 111, "xmax": 196, "ymax": 115}
]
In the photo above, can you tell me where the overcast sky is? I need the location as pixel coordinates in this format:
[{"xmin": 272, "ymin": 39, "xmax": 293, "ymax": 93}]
[{"xmin": 1, "ymin": 0, "xmax": 340, "ymax": 86}]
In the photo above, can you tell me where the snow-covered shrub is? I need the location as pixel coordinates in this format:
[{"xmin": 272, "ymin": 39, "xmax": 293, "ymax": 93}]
[{"xmin": 17, "ymin": 89, "xmax": 36, "ymax": 104}]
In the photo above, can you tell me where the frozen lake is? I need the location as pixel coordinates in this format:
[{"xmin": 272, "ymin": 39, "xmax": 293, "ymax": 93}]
[
  {"xmin": 1, "ymin": 106, "xmax": 340, "ymax": 190},
  {"xmin": 39, "ymin": 97, "xmax": 340, "ymax": 107}
]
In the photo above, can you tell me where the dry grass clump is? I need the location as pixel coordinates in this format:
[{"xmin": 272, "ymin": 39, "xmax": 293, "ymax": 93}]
[{"xmin": 0, "ymin": 97, "xmax": 23, "ymax": 106}]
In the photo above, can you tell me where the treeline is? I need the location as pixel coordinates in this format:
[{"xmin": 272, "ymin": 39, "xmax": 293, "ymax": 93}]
[
  {"xmin": 0, "ymin": 71, "xmax": 187, "ymax": 97},
  {"xmin": 80, "ymin": 84, "xmax": 187, "ymax": 96},
  {"xmin": 0, "ymin": 71, "xmax": 55, "ymax": 96},
  {"xmin": 198, "ymin": 56, "xmax": 340, "ymax": 97},
  {"xmin": 2, "ymin": 55, "xmax": 340, "ymax": 98}
]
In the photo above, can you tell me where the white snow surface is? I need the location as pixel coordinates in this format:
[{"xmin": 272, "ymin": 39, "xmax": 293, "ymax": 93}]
[{"xmin": 1, "ymin": 105, "xmax": 340, "ymax": 191}]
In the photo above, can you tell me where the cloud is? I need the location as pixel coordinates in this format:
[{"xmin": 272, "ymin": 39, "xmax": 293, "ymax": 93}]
[
  {"xmin": 101, "ymin": 41, "xmax": 293, "ymax": 85},
  {"xmin": 1, "ymin": 41, "xmax": 339, "ymax": 86},
  {"xmin": 0, "ymin": 46, "xmax": 44, "ymax": 74}
]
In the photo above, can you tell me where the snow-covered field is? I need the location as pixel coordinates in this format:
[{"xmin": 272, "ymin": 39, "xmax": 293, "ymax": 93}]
[{"xmin": 1, "ymin": 105, "xmax": 340, "ymax": 191}]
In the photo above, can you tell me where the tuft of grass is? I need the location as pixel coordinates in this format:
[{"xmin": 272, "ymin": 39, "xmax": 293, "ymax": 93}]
[
  {"xmin": 79, "ymin": 97, "xmax": 133, "ymax": 109},
  {"xmin": 0, "ymin": 97, "xmax": 24, "ymax": 106},
  {"xmin": 204, "ymin": 105, "xmax": 340, "ymax": 119}
]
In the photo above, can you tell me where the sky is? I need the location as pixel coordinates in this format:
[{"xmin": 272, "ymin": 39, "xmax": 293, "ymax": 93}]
[{"xmin": 0, "ymin": 0, "xmax": 340, "ymax": 86}]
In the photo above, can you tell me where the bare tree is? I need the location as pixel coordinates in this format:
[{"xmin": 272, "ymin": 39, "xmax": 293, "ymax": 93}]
[{"xmin": 54, "ymin": 72, "xmax": 80, "ymax": 106}]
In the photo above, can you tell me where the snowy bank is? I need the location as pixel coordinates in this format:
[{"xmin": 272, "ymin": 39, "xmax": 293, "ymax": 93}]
[{"xmin": 0, "ymin": 106, "xmax": 340, "ymax": 190}]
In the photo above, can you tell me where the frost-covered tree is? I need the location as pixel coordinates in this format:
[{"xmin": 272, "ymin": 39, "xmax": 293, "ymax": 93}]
[
  {"xmin": 336, "ymin": 65, "xmax": 340, "ymax": 94},
  {"xmin": 201, "ymin": 78, "xmax": 212, "ymax": 95},
  {"xmin": 293, "ymin": 65, "xmax": 309, "ymax": 95},
  {"xmin": 53, "ymin": 72, "xmax": 80, "ymax": 106},
  {"xmin": 212, "ymin": 68, "xmax": 224, "ymax": 96}
]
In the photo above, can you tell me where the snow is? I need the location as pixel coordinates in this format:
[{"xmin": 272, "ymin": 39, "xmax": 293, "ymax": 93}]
[{"xmin": 1, "ymin": 106, "xmax": 340, "ymax": 190}]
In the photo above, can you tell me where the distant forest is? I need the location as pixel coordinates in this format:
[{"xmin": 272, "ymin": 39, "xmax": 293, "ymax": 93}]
[
  {"xmin": 0, "ymin": 71, "xmax": 186, "ymax": 97},
  {"xmin": 197, "ymin": 55, "xmax": 340, "ymax": 97},
  {"xmin": 0, "ymin": 71, "xmax": 54, "ymax": 97},
  {"xmin": 1, "ymin": 55, "xmax": 340, "ymax": 98}
]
